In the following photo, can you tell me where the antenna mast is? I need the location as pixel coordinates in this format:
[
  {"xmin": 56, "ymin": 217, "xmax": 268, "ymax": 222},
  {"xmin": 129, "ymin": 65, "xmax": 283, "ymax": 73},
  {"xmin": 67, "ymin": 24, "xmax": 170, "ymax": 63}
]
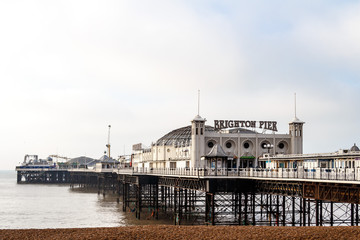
[
  {"xmin": 197, "ymin": 90, "xmax": 200, "ymax": 116},
  {"xmin": 294, "ymin": 93, "xmax": 297, "ymax": 118},
  {"xmin": 106, "ymin": 125, "xmax": 111, "ymax": 158}
]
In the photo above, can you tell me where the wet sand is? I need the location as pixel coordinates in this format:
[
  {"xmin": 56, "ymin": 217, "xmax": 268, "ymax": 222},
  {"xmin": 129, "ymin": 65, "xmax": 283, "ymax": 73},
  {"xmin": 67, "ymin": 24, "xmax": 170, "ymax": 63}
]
[{"xmin": 1, "ymin": 226, "xmax": 360, "ymax": 240}]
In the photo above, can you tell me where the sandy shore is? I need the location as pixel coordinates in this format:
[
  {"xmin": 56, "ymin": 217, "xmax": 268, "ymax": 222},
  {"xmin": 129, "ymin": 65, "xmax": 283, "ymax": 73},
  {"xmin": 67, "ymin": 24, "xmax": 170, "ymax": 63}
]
[{"xmin": 1, "ymin": 226, "xmax": 360, "ymax": 240}]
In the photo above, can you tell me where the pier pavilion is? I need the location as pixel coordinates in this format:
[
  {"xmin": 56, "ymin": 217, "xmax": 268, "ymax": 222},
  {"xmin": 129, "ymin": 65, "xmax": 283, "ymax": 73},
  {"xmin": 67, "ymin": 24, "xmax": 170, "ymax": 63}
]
[{"xmin": 132, "ymin": 114, "xmax": 304, "ymax": 169}]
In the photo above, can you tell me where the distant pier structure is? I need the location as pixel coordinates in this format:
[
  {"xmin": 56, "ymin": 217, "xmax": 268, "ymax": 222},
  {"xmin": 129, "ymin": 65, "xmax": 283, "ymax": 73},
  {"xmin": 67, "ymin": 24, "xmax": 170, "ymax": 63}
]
[
  {"xmin": 16, "ymin": 168, "xmax": 70, "ymax": 184},
  {"xmin": 16, "ymin": 154, "xmax": 70, "ymax": 183}
]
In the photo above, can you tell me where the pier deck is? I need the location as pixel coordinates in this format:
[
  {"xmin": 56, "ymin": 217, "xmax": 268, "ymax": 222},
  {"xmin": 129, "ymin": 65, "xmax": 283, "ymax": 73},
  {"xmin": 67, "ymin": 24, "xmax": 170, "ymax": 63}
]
[{"xmin": 17, "ymin": 167, "xmax": 360, "ymax": 226}]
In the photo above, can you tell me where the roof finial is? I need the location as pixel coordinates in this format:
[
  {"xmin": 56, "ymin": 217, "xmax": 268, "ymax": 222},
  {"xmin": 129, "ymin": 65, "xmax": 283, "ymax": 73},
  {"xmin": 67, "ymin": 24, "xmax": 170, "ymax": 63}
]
[{"xmin": 197, "ymin": 89, "xmax": 200, "ymax": 116}]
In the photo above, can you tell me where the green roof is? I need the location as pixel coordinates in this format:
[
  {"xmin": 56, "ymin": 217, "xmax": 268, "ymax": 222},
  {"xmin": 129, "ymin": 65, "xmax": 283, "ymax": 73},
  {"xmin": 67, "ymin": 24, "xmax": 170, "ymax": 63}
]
[{"xmin": 240, "ymin": 156, "xmax": 255, "ymax": 159}]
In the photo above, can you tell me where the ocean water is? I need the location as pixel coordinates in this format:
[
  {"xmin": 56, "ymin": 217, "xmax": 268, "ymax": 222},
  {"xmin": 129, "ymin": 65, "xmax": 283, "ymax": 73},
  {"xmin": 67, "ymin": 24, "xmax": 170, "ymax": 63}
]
[{"xmin": 0, "ymin": 170, "xmax": 171, "ymax": 229}]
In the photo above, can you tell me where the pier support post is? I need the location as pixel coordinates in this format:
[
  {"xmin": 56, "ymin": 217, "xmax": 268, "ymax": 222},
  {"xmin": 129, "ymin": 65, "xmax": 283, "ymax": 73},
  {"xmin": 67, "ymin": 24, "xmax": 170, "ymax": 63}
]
[
  {"xmin": 155, "ymin": 183, "xmax": 159, "ymax": 220},
  {"xmin": 282, "ymin": 196, "xmax": 286, "ymax": 226},
  {"xmin": 351, "ymin": 203, "xmax": 355, "ymax": 226},
  {"xmin": 307, "ymin": 199, "xmax": 311, "ymax": 226},
  {"xmin": 205, "ymin": 192, "xmax": 215, "ymax": 225},
  {"xmin": 164, "ymin": 187, "xmax": 167, "ymax": 213},
  {"xmin": 136, "ymin": 184, "xmax": 142, "ymax": 219},
  {"xmin": 116, "ymin": 181, "xmax": 120, "ymax": 204},
  {"xmin": 268, "ymin": 194, "xmax": 272, "ymax": 226},
  {"xmin": 211, "ymin": 193, "xmax": 215, "ymax": 225},
  {"xmin": 356, "ymin": 204, "xmax": 359, "ymax": 226},
  {"xmin": 276, "ymin": 195, "xmax": 279, "ymax": 226},
  {"xmin": 244, "ymin": 193, "xmax": 248, "ymax": 225},
  {"xmin": 302, "ymin": 198, "xmax": 306, "ymax": 226},
  {"xmin": 260, "ymin": 193, "xmax": 263, "ymax": 220},
  {"xmin": 238, "ymin": 193, "xmax": 242, "ymax": 225},
  {"xmin": 97, "ymin": 177, "xmax": 101, "ymax": 195},
  {"xmin": 320, "ymin": 200, "xmax": 323, "ymax": 226},
  {"xmin": 316, "ymin": 200, "xmax": 319, "ymax": 226},
  {"xmin": 17, "ymin": 171, "xmax": 21, "ymax": 183},
  {"xmin": 122, "ymin": 182, "xmax": 127, "ymax": 212},
  {"xmin": 184, "ymin": 189, "xmax": 188, "ymax": 220},
  {"xmin": 292, "ymin": 197, "xmax": 295, "ymax": 226},
  {"xmin": 174, "ymin": 187, "xmax": 178, "ymax": 225},
  {"xmin": 252, "ymin": 192, "xmax": 256, "ymax": 226},
  {"xmin": 330, "ymin": 201, "xmax": 334, "ymax": 226},
  {"xmin": 102, "ymin": 176, "xmax": 106, "ymax": 197}
]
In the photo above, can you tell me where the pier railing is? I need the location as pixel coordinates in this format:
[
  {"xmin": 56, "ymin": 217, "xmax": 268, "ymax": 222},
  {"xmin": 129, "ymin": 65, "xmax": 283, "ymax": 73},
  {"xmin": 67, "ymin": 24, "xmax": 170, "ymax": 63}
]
[{"xmin": 115, "ymin": 167, "xmax": 360, "ymax": 182}]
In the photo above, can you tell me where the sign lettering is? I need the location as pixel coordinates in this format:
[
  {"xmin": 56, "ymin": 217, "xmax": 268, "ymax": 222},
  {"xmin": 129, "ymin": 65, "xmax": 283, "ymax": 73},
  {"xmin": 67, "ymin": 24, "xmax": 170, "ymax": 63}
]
[{"xmin": 214, "ymin": 120, "xmax": 278, "ymax": 132}]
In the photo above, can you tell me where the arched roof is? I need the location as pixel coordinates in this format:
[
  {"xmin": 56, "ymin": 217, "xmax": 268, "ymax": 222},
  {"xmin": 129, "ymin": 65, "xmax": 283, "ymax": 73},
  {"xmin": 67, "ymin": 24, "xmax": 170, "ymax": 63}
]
[
  {"xmin": 155, "ymin": 125, "xmax": 257, "ymax": 146},
  {"xmin": 350, "ymin": 143, "xmax": 360, "ymax": 152},
  {"xmin": 155, "ymin": 125, "xmax": 215, "ymax": 146}
]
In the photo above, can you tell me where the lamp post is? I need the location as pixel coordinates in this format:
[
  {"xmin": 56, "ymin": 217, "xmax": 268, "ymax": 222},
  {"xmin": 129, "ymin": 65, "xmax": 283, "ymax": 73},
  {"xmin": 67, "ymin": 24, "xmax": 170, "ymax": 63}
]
[{"xmin": 265, "ymin": 144, "xmax": 274, "ymax": 168}]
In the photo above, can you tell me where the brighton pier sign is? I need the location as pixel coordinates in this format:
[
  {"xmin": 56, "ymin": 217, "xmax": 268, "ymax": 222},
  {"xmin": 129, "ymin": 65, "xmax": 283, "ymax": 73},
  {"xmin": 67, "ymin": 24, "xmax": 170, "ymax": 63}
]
[{"xmin": 214, "ymin": 120, "xmax": 278, "ymax": 132}]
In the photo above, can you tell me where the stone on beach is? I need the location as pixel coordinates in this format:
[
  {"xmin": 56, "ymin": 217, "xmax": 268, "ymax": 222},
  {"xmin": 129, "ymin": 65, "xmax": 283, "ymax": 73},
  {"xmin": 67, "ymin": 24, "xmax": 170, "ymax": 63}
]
[{"xmin": 1, "ymin": 226, "xmax": 360, "ymax": 240}]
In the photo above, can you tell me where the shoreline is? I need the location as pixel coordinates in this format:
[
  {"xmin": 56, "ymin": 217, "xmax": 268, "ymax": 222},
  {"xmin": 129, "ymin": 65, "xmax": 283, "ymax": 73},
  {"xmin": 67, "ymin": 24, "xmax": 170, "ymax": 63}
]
[{"xmin": 1, "ymin": 226, "xmax": 360, "ymax": 240}]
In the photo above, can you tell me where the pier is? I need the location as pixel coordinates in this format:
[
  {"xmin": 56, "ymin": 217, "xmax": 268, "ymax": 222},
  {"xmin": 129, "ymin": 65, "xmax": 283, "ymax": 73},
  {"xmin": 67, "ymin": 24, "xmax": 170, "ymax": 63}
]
[
  {"xmin": 16, "ymin": 167, "xmax": 70, "ymax": 184},
  {"xmin": 23, "ymin": 166, "xmax": 357, "ymax": 226}
]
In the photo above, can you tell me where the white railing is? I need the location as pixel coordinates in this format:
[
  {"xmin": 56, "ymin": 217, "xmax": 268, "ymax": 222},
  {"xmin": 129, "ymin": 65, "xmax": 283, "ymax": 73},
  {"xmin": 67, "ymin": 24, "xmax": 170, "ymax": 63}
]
[{"xmin": 115, "ymin": 167, "xmax": 360, "ymax": 182}]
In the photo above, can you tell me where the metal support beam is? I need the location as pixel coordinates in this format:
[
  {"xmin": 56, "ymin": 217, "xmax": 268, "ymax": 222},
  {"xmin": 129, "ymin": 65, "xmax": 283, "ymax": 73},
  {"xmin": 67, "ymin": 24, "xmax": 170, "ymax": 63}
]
[
  {"xmin": 244, "ymin": 193, "xmax": 248, "ymax": 225},
  {"xmin": 292, "ymin": 197, "xmax": 295, "ymax": 226},
  {"xmin": 282, "ymin": 196, "xmax": 286, "ymax": 226},
  {"xmin": 356, "ymin": 204, "xmax": 359, "ymax": 226},
  {"xmin": 330, "ymin": 201, "xmax": 334, "ymax": 226},
  {"xmin": 174, "ymin": 187, "xmax": 178, "ymax": 225},
  {"xmin": 316, "ymin": 200, "xmax": 319, "ymax": 226},
  {"xmin": 302, "ymin": 198, "xmax": 306, "ymax": 226},
  {"xmin": 239, "ymin": 193, "xmax": 242, "ymax": 225},
  {"xmin": 351, "ymin": 203, "xmax": 355, "ymax": 226},
  {"xmin": 252, "ymin": 192, "xmax": 256, "ymax": 226}
]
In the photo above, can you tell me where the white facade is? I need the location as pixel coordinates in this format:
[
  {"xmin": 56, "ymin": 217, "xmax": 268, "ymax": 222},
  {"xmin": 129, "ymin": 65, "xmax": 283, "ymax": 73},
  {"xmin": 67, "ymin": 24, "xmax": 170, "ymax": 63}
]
[
  {"xmin": 132, "ymin": 115, "xmax": 304, "ymax": 169},
  {"xmin": 261, "ymin": 146, "xmax": 360, "ymax": 169}
]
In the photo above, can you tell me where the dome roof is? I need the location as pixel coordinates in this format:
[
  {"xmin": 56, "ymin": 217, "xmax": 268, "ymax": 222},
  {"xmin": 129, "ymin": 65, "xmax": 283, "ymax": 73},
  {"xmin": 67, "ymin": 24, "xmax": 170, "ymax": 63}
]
[
  {"xmin": 99, "ymin": 155, "xmax": 110, "ymax": 161},
  {"xmin": 350, "ymin": 143, "xmax": 360, "ymax": 152},
  {"xmin": 68, "ymin": 156, "xmax": 96, "ymax": 165},
  {"xmin": 192, "ymin": 115, "xmax": 205, "ymax": 121},
  {"xmin": 289, "ymin": 117, "xmax": 305, "ymax": 124},
  {"xmin": 155, "ymin": 125, "xmax": 215, "ymax": 146}
]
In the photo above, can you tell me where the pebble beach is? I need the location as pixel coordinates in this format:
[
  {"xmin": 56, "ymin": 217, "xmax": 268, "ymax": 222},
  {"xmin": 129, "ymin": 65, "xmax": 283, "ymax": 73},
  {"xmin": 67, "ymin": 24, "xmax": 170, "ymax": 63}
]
[{"xmin": 1, "ymin": 226, "xmax": 360, "ymax": 240}]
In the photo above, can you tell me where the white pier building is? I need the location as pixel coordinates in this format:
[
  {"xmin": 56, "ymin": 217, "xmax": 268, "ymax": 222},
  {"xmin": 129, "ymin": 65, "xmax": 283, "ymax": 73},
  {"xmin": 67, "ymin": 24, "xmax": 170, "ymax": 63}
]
[{"xmin": 132, "ymin": 114, "xmax": 304, "ymax": 169}]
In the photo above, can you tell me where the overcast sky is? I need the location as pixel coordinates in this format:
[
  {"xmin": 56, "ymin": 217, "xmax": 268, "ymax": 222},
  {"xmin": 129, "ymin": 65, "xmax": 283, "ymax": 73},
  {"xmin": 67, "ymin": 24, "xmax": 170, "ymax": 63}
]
[{"xmin": 1, "ymin": 1, "xmax": 360, "ymax": 169}]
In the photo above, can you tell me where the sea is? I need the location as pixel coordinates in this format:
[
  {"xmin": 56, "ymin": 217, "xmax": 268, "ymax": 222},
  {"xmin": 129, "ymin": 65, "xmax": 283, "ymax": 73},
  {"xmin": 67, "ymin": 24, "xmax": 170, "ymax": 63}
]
[{"xmin": 0, "ymin": 170, "xmax": 171, "ymax": 229}]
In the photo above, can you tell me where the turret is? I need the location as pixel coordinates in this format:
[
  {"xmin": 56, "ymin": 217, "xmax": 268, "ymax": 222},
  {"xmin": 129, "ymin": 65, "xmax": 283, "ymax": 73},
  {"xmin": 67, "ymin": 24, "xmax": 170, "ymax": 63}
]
[
  {"xmin": 289, "ymin": 117, "xmax": 304, "ymax": 154},
  {"xmin": 191, "ymin": 115, "xmax": 206, "ymax": 168}
]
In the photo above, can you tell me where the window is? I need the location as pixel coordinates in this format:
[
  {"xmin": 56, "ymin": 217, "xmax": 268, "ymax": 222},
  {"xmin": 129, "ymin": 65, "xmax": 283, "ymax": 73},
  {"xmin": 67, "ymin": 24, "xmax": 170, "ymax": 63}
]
[
  {"xmin": 278, "ymin": 142, "xmax": 285, "ymax": 149},
  {"xmin": 207, "ymin": 141, "xmax": 214, "ymax": 148},
  {"xmin": 261, "ymin": 142, "xmax": 269, "ymax": 149},
  {"xmin": 243, "ymin": 142, "xmax": 250, "ymax": 149},
  {"xmin": 226, "ymin": 142, "xmax": 232, "ymax": 148},
  {"xmin": 170, "ymin": 162, "xmax": 176, "ymax": 169}
]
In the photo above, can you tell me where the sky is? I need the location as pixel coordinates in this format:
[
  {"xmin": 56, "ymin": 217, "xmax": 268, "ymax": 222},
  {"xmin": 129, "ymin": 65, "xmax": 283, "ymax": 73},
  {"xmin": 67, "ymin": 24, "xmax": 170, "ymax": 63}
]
[{"xmin": 1, "ymin": 0, "xmax": 360, "ymax": 169}]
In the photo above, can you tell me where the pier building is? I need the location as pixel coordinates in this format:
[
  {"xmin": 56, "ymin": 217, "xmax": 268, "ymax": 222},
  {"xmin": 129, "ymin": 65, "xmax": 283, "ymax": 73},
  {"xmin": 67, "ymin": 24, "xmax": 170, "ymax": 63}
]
[
  {"xmin": 260, "ymin": 143, "xmax": 360, "ymax": 169},
  {"xmin": 132, "ymin": 114, "xmax": 304, "ymax": 169}
]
